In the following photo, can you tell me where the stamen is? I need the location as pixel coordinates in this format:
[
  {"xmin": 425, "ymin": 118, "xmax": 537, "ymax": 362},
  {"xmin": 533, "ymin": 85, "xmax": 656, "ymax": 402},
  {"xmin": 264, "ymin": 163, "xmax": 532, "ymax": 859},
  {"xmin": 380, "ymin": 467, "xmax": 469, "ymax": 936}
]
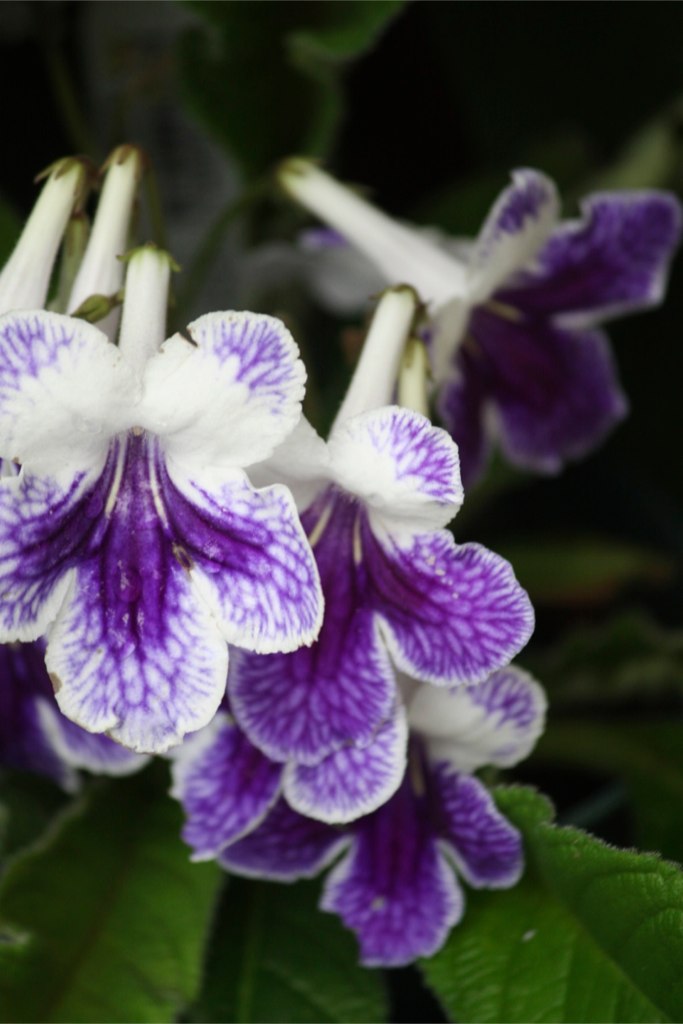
[
  {"xmin": 307, "ymin": 501, "xmax": 334, "ymax": 549},
  {"xmin": 398, "ymin": 336, "xmax": 430, "ymax": 416},
  {"xmin": 485, "ymin": 297, "xmax": 523, "ymax": 322}
]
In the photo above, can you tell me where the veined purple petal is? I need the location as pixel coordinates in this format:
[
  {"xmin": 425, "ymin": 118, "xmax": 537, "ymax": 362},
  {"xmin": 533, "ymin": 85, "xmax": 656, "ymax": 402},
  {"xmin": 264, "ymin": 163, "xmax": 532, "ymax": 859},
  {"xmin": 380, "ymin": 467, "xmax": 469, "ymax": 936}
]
[
  {"xmin": 367, "ymin": 527, "xmax": 534, "ymax": 686},
  {"xmin": 0, "ymin": 641, "xmax": 74, "ymax": 788},
  {"xmin": 161, "ymin": 463, "xmax": 322, "ymax": 653},
  {"xmin": 0, "ymin": 470, "xmax": 94, "ymax": 641},
  {"xmin": 45, "ymin": 436, "xmax": 229, "ymax": 753},
  {"xmin": 329, "ymin": 407, "xmax": 463, "ymax": 533},
  {"xmin": 229, "ymin": 492, "xmax": 395, "ymax": 764},
  {"xmin": 321, "ymin": 778, "xmax": 463, "ymax": 967},
  {"xmin": 432, "ymin": 765, "xmax": 523, "ymax": 888},
  {"xmin": 0, "ymin": 310, "xmax": 132, "ymax": 481},
  {"xmin": 468, "ymin": 169, "xmax": 559, "ymax": 303},
  {"xmin": 171, "ymin": 713, "xmax": 282, "ymax": 861},
  {"xmin": 507, "ymin": 191, "xmax": 682, "ymax": 321},
  {"xmin": 220, "ymin": 797, "xmax": 348, "ymax": 882},
  {"xmin": 470, "ymin": 306, "xmax": 628, "ymax": 473},
  {"xmin": 142, "ymin": 311, "xmax": 306, "ymax": 472},
  {"xmin": 410, "ymin": 667, "xmax": 547, "ymax": 773},
  {"xmin": 283, "ymin": 707, "xmax": 408, "ymax": 824}
]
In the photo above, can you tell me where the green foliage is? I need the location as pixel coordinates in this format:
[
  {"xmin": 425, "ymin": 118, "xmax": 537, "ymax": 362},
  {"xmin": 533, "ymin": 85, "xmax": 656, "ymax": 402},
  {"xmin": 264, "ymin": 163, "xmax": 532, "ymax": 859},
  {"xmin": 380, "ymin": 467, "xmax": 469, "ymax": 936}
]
[
  {"xmin": 422, "ymin": 786, "xmax": 683, "ymax": 1023},
  {"xmin": 0, "ymin": 772, "xmax": 69, "ymax": 860},
  {"xmin": 178, "ymin": 0, "xmax": 406, "ymax": 178},
  {"xmin": 0, "ymin": 768, "xmax": 220, "ymax": 1023},
  {"xmin": 190, "ymin": 877, "xmax": 388, "ymax": 1023}
]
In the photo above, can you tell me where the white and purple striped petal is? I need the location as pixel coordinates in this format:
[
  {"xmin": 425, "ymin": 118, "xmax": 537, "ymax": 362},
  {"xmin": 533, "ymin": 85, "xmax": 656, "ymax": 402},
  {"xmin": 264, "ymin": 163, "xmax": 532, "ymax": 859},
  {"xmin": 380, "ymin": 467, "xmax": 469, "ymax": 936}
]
[
  {"xmin": 0, "ymin": 311, "xmax": 133, "ymax": 480},
  {"xmin": 220, "ymin": 797, "xmax": 348, "ymax": 882},
  {"xmin": 368, "ymin": 529, "xmax": 535, "ymax": 686},
  {"xmin": 162, "ymin": 465, "xmax": 322, "ymax": 654},
  {"xmin": 44, "ymin": 436, "xmax": 229, "ymax": 753},
  {"xmin": 229, "ymin": 492, "xmax": 395, "ymax": 764},
  {"xmin": 321, "ymin": 778, "xmax": 463, "ymax": 967},
  {"xmin": 450, "ymin": 307, "xmax": 629, "ymax": 475},
  {"xmin": 283, "ymin": 707, "xmax": 408, "ymax": 824},
  {"xmin": 171, "ymin": 713, "xmax": 282, "ymax": 861},
  {"xmin": 142, "ymin": 311, "xmax": 306, "ymax": 473},
  {"xmin": 467, "ymin": 169, "xmax": 559, "ymax": 304},
  {"xmin": 432, "ymin": 765, "xmax": 523, "ymax": 888},
  {"xmin": 329, "ymin": 407, "xmax": 463, "ymax": 534},
  {"xmin": 409, "ymin": 666, "xmax": 547, "ymax": 773},
  {"xmin": 510, "ymin": 191, "xmax": 682, "ymax": 321}
]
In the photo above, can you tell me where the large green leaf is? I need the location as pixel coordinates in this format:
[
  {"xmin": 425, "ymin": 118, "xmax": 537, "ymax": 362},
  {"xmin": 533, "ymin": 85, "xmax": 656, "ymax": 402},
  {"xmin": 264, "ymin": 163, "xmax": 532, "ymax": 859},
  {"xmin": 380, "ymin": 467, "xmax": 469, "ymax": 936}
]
[
  {"xmin": 0, "ymin": 768, "xmax": 220, "ymax": 1023},
  {"xmin": 178, "ymin": 0, "xmax": 406, "ymax": 178},
  {"xmin": 190, "ymin": 877, "xmax": 387, "ymax": 1023},
  {"xmin": 422, "ymin": 786, "xmax": 683, "ymax": 1023}
]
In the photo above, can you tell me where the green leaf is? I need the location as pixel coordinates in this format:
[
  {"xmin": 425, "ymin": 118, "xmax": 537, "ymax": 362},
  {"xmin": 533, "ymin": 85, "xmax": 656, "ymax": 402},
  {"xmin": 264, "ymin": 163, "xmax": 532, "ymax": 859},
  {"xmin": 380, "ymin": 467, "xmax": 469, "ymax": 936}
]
[
  {"xmin": 0, "ymin": 768, "xmax": 221, "ymax": 1023},
  {"xmin": 495, "ymin": 538, "xmax": 670, "ymax": 608},
  {"xmin": 190, "ymin": 877, "xmax": 388, "ymax": 1023},
  {"xmin": 422, "ymin": 786, "xmax": 683, "ymax": 1023},
  {"xmin": 178, "ymin": 0, "xmax": 406, "ymax": 178}
]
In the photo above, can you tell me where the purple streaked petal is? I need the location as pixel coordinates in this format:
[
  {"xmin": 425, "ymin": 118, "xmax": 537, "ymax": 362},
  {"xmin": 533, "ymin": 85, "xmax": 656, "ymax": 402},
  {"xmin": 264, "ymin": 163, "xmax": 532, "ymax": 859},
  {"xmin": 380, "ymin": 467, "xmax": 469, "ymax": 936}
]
[
  {"xmin": 329, "ymin": 407, "xmax": 463, "ymax": 533},
  {"xmin": 468, "ymin": 169, "xmax": 559, "ymax": 303},
  {"xmin": 0, "ymin": 641, "xmax": 74, "ymax": 788},
  {"xmin": 171, "ymin": 713, "xmax": 282, "ymax": 860},
  {"xmin": 230, "ymin": 492, "xmax": 394, "ymax": 764},
  {"xmin": 161, "ymin": 464, "xmax": 322, "ymax": 653},
  {"xmin": 34, "ymin": 699, "xmax": 148, "ymax": 777},
  {"xmin": 437, "ymin": 347, "xmax": 491, "ymax": 490},
  {"xmin": 143, "ymin": 311, "xmax": 306, "ymax": 472},
  {"xmin": 507, "ymin": 191, "xmax": 682, "ymax": 322},
  {"xmin": 0, "ymin": 470, "xmax": 96, "ymax": 642},
  {"xmin": 283, "ymin": 707, "xmax": 408, "ymax": 824},
  {"xmin": 366, "ymin": 527, "xmax": 534, "ymax": 685},
  {"xmin": 410, "ymin": 667, "xmax": 547, "ymax": 773},
  {"xmin": 47, "ymin": 557, "xmax": 227, "ymax": 754},
  {"xmin": 0, "ymin": 310, "xmax": 132, "ymax": 480},
  {"xmin": 45, "ymin": 437, "xmax": 228, "ymax": 754},
  {"xmin": 470, "ymin": 306, "xmax": 628, "ymax": 472},
  {"xmin": 321, "ymin": 779, "xmax": 463, "ymax": 967},
  {"xmin": 432, "ymin": 766, "xmax": 523, "ymax": 888},
  {"xmin": 219, "ymin": 797, "xmax": 348, "ymax": 882}
]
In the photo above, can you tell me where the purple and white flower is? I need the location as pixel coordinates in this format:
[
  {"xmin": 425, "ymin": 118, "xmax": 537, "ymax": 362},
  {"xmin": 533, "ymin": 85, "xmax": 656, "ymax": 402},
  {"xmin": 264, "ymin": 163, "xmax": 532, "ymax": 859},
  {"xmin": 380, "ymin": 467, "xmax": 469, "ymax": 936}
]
[
  {"xmin": 0, "ymin": 640, "xmax": 146, "ymax": 791},
  {"xmin": 279, "ymin": 160, "xmax": 681, "ymax": 485},
  {"xmin": 0, "ymin": 244, "xmax": 323, "ymax": 754},
  {"xmin": 175, "ymin": 666, "xmax": 546, "ymax": 967},
  {"xmin": 217, "ymin": 288, "xmax": 534, "ymax": 824}
]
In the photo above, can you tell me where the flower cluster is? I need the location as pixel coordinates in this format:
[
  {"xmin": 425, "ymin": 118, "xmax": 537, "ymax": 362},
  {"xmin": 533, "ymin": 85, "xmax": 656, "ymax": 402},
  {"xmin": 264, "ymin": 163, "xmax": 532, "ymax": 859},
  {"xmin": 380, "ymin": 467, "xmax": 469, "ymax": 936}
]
[{"xmin": 0, "ymin": 144, "xmax": 678, "ymax": 968}]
